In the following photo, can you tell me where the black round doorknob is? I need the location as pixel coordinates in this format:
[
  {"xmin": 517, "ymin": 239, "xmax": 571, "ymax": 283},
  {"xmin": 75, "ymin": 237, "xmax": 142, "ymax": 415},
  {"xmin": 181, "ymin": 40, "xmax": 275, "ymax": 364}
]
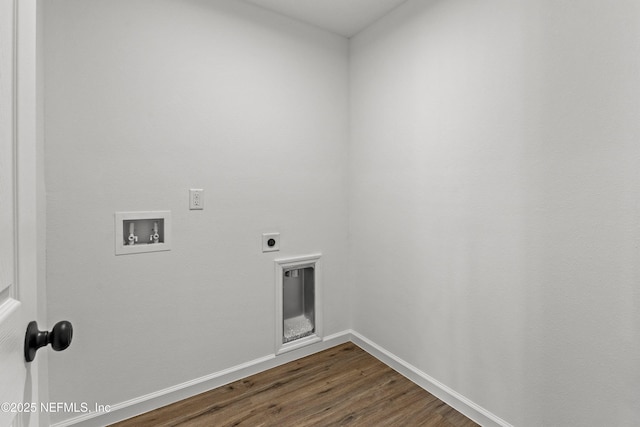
[
  {"xmin": 268, "ymin": 238, "xmax": 276, "ymax": 247},
  {"xmin": 24, "ymin": 320, "xmax": 73, "ymax": 362}
]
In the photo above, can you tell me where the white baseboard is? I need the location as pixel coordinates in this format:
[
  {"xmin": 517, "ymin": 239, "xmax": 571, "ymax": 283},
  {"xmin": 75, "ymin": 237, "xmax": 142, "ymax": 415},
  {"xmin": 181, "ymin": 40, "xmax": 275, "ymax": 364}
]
[
  {"xmin": 349, "ymin": 330, "xmax": 513, "ymax": 427},
  {"xmin": 53, "ymin": 330, "xmax": 510, "ymax": 427}
]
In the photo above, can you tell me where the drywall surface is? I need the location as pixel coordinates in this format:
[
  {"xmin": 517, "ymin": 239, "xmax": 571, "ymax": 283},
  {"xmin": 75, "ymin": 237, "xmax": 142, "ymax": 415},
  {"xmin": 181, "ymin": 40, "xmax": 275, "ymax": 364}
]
[
  {"xmin": 44, "ymin": 0, "xmax": 349, "ymax": 423},
  {"xmin": 349, "ymin": 0, "xmax": 640, "ymax": 425}
]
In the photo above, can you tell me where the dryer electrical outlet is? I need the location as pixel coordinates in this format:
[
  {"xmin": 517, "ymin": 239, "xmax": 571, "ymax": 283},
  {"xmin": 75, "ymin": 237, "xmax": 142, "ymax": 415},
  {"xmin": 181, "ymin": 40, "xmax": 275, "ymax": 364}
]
[{"xmin": 262, "ymin": 233, "xmax": 280, "ymax": 252}]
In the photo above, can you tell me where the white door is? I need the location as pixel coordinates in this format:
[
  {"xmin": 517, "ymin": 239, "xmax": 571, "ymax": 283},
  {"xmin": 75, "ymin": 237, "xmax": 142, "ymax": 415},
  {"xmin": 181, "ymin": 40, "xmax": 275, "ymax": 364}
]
[{"xmin": 1, "ymin": 0, "xmax": 39, "ymax": 426}]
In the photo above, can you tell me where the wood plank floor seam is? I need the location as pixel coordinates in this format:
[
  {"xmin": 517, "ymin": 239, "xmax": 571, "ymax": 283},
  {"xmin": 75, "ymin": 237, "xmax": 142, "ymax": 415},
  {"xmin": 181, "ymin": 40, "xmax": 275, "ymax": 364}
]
[{"xmin": 110, "ymin": 343, "xmax": 479, "ymax": 427}]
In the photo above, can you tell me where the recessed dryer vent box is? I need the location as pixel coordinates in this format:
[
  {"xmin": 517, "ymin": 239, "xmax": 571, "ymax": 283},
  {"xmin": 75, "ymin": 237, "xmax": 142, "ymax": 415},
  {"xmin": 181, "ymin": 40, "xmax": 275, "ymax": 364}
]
[
  {"xmin": 275, "ymin": 254, "xmax": 322, "ymax": 355},
  {"xmin": 115, "ymin": 211, "xmax": 171, "ymax": 255}
]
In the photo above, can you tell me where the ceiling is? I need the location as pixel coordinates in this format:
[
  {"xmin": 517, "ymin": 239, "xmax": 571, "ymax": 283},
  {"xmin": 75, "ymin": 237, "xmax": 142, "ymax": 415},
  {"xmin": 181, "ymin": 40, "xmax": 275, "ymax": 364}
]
[{"xmin": 241, "ymin": 0, "xmax": 409, "ymax": 37}]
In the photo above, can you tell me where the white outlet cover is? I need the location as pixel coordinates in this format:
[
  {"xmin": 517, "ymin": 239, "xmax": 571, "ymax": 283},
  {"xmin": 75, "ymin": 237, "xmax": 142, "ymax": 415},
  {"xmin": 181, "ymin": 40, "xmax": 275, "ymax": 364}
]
[
  {"xmin": 262, "ymin": 233, "xmax": 280, "ymax": 252},
  {"xmin": 189, "ymin": 189, "xmax": 204, "ymax": 210}
]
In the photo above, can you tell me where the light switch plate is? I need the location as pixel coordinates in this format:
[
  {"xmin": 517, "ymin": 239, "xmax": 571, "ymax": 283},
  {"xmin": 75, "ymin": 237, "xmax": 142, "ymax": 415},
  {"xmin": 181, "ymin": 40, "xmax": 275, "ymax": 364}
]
[{"xmin": 262, "ymin": 233, "xmax": 280, "ymax": 252}]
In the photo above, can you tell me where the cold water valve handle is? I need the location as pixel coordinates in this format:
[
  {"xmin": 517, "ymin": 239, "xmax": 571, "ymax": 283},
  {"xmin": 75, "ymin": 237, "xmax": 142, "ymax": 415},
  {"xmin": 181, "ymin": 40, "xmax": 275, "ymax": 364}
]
[
  {"xmin": 24, "ymin": 320, "xmax": 73, "ymax": 362},
  {"xmin": 149, "ymin": 221, "xmax": 160, "ymax": 243}
]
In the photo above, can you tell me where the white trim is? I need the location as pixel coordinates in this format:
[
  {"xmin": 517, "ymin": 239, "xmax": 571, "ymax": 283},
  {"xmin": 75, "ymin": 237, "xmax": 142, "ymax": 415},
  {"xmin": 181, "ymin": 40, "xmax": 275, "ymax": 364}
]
[
  {"xmin": 52, "ymin": 330, "xmax": 511, "ymax": 427},
  {"xmin": 14, "ymin": 0, "xmax": 41, "ymax": 425},
  {"xmin": 274, "ymin": 254, "xmax": 323, "ymax": 355},
  {"xmin": 349, "ymin": 331, "xmax": 513, "ymax": 427},
  {"xmin": 10, "ymin": 0, "xmax": 18, "ymax": 301}
]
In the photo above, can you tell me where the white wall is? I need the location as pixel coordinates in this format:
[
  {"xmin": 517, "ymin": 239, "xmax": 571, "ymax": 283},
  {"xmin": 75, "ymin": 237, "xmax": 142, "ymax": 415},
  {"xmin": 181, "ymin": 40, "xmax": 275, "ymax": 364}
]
[
  {"xmin": 45, "ymin": 0, "xmax": 640, "ymax": 425},
  {"xmin": 350, "ymin": 0, "xmax": 640, "ymax": 426},
  {"xmin": 44, "ymin": 0, "xmax": 349, "ymax": 424}
]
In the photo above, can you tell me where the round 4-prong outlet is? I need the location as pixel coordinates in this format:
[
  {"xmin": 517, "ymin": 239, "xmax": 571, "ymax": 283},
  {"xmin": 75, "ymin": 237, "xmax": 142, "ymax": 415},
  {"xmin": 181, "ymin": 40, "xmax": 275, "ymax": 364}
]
[{"xmin": 262, "ymin": 233, "xmax": 280, "ymax": 252}]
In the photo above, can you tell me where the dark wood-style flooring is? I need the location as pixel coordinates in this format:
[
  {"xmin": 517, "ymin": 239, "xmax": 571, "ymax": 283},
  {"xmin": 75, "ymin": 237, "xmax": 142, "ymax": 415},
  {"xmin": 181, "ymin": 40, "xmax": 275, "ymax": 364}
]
[{"xmin": 111, "ymin": 343, "xmax": 479, "ymax": 427}]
